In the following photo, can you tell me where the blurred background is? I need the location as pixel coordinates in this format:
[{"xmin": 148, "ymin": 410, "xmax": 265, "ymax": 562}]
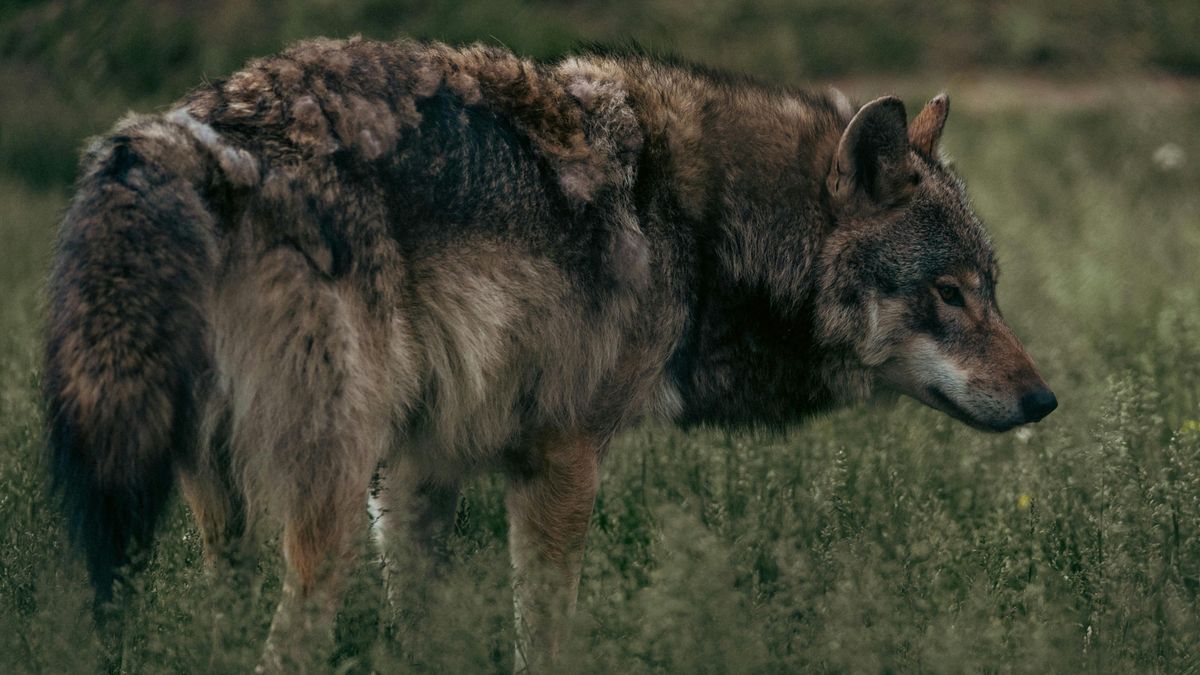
[
  {"xmin": 2, "ymin": 2, "xmax": 1199, "ymax": 673},
  {"xmin": 2, "ymin": 0, "xmax": 1199, "ymax": 190}
]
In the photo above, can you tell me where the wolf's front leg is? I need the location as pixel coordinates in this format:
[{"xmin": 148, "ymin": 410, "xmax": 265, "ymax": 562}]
[{"xmin": 506, "ymin": 433, "xmax": 600, "ymax": 673}]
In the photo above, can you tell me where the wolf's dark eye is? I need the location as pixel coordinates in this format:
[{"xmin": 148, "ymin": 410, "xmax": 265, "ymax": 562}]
[{"xmin": 937, "ymin": 284, "xmax": 965, "ymax": 307}]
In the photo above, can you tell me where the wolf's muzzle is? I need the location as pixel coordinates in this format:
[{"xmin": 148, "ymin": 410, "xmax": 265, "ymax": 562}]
[{"xmin": 1019, "ymin": 387, "xmax": 1058, "ymax": 424}]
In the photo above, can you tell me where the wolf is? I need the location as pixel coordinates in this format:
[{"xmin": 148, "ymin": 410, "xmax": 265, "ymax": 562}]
[{"xmin": 44, "ymin": 36, "xmax": 1056, "ymax": 671}]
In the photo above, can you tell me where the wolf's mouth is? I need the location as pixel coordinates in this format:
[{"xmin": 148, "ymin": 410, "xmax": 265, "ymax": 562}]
[{"xmin": 925, "ymin": 387, "xmax": 1016, "ymax": 433}]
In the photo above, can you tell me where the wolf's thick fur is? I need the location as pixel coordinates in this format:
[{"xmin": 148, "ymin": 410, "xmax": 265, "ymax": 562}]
[{"xmin": 45, "ymin": 37, "xmax": 1054, "ymax": 669}]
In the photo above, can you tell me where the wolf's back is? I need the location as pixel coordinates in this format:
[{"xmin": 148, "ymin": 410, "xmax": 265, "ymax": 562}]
[{"xmin": 45, "ymin": 114, "xmax": 223, "ymax": 608}]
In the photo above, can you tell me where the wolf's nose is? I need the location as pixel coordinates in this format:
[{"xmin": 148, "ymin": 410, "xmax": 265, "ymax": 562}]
[{"xmin": 1019, "ymin": 388, "xmax": 1058, "ymax": 423}]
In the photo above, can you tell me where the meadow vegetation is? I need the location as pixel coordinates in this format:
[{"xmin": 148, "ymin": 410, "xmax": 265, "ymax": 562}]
[{"xmin": 1, "ymin": 2, "xmax": 1198, "ymax": 672}]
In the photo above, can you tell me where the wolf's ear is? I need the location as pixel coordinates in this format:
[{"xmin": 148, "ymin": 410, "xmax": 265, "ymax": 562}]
[
  {"xmin": 908, "ymin": 93, "xmax": 949, "ymax": 156},
  {"xmin": 827, "ymin": 96, "xmax": 913, "ymax": 214}
]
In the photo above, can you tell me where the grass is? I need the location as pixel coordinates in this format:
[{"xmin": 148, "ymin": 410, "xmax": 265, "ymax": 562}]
[{"xmin": 2, "ymin": 2, "xmax": 1200, "ymax": 672}]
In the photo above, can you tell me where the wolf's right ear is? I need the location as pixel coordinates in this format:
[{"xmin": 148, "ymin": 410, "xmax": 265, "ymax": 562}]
[
  {"xmin": 908, "ymin": 93, "xmax": 949, "ymax": 156},
  {"xmin": 827, "ymin": 96, "xmax": 914, "ymax": 216}
]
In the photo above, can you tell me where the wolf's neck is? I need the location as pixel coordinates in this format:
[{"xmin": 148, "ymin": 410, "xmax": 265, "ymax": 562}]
[
  {"xmin": 623, "ymin": 60, "xmax": 845, "ymax": 294},
  {"xmin": 620, "ymin": 64, "xmax": 866, "ymax": 426}
]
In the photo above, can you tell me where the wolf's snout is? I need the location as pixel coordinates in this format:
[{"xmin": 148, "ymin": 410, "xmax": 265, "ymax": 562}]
[{"xmin": 1019, "ymin": 387, "xmax": 1058, "ymax": 423}]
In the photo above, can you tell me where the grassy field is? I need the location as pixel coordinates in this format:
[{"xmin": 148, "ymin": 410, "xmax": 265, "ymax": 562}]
[{"xmin": 3, "ymin": 2, "xmax": 1200, "ymax": 673}]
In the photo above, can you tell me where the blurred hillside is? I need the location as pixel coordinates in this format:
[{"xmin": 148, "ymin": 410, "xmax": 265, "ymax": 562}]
[{"xmin": 1, "ymin": 0, "xmax": 1198, "ymax": 190}]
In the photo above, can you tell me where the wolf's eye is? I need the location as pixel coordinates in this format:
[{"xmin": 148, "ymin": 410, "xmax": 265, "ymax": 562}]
[{"xmin": 937, "ymin": 284, "xmax": 965, "ymax": 307}]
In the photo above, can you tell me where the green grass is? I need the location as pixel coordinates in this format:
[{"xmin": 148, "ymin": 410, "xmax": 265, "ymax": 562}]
[{"xmin": 1, "ymin": 89, "xmax": 1199, "ymax": 673}]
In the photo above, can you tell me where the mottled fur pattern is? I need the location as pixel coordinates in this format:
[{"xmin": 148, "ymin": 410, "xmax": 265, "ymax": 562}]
[{"xmin": 44, "ymin": 37, "xmax": 1055, "ymax": 671}]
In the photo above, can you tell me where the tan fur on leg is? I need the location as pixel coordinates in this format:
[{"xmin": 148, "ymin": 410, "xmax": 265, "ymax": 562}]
[
  {"xmin": 178, "ymin": 400, "xmax": 264, "ymax": 670},
  {"xmin": 260, "ymin": 481, "xmax": 370, "ymax": 674},
  {"xmin": 179, "ymin": 401, "xmax": 255, "ymax": 572},
  {"xmin": 210, "ymin": 247, "xmax": 401, "ymax": 672},
  {"xmin": 506, "ymin": 432, "xmax": 600, "ymax": 672}
]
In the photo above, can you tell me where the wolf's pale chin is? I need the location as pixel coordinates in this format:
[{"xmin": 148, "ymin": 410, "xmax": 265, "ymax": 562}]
[
  {"xmin": 924, "ymin": 387, "xmax": 1018, "ymax": 433},
  {"xmin": 876, "ymin": 374, "xmax": 1019, "ymax": 433}
]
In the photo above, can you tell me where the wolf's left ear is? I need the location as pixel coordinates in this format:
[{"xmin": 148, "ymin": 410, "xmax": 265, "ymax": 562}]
[
  {"xmin": 908, "ymin": 93, "xmax": 949, "ymax": 156},
  {"xmin": 827, "ymin": 96, "xmax": 913, "ymax": 215}
]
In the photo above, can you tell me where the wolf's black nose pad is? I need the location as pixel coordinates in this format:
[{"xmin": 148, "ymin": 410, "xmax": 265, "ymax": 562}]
[{"xmin": 1020, "ymin": 388, "xmax": 1058, "ymax": 423}]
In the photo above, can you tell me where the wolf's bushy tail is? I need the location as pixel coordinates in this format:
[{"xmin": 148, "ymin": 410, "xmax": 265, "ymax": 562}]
[{"xmin": 44, "ymin": 112, "xmax": 236, "ymax": 608}]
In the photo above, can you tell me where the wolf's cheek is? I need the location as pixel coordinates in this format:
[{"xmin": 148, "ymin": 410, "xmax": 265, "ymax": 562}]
[
  {"xmin": 854, "ymin": 295, "xmax": 912, "ymax": 367},
  {"xmin": 876, "ymin": 337, "xmax": 1020, "ymax": 431},
  {"xmin": 879, "ymin": 336, "xmax": 971, "ymax": 401}
]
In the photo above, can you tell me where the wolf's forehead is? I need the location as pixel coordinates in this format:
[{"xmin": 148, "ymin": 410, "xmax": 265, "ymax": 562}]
[
  {"xmin": 903, "ymin": 174, "xmax": 996, "ymax": 275},
  {"xmin": 921, "ymin": 160, "xmax": 991, "ymax": 234}
]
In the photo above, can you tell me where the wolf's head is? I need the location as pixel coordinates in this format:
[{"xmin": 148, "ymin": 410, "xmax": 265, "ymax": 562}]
[{"xmin": 816, "ymin": 94, "xmax": 1055, "ymax": 432}]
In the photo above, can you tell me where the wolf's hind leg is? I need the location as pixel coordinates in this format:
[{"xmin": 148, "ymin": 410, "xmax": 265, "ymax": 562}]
[
  {"xmin": 252, "ymin": 345, "xmax": 385, "ymax": 673},
  {"xmin": 214, "ymin": 247, "xmax": 399, "ymax": 673},
  {"xmin": 506, "ymin": 432, "xmax": 600, "ymax": 673},
  {"xmin": 260, "ymin": 471, "xmax": 374, "ymax": 673},
  {"xmin": 373, "ymin": 457, "xmax": 460, "ymax": 595},
  {"xmin": 372, "ymin": 457, "xmax": 460, "ymax": 657},
  {"xmin": 180, "ymin": 403, "xmax": 256, "ymax": 575},
  {"xmin": 178, "ymin": 401, "xmax": 261, "ymax": 667}
]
